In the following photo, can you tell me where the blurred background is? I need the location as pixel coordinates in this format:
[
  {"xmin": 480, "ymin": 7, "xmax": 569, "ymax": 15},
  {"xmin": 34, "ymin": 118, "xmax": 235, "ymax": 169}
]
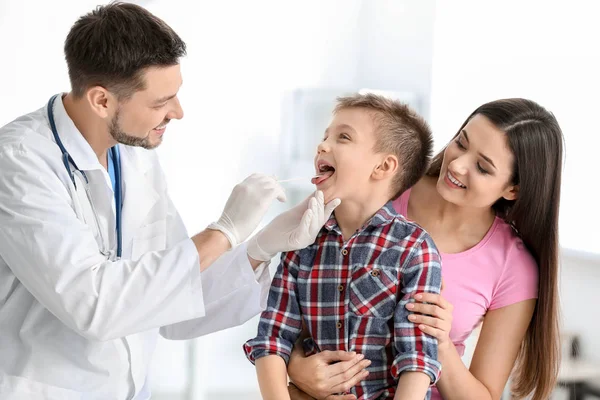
[{"xmin": 1, "ymin": 0, "xmax": 599, "ymax": 398}]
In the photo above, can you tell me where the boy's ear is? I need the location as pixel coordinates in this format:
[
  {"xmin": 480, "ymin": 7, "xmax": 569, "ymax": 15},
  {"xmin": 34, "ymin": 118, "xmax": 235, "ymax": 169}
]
[{"xmin": 372, "ymin": 154, "xmax": 398, "ymax": 180}]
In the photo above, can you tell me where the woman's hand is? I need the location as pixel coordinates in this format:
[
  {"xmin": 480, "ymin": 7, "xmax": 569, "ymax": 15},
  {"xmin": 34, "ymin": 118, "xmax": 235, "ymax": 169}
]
[
  {"xmin": 406, "ymin": 283, "xmax": 454, "ymax": 350},
  {"xmin": 287, "ymin": 345, "xmax": 371, "ymax": 400}
]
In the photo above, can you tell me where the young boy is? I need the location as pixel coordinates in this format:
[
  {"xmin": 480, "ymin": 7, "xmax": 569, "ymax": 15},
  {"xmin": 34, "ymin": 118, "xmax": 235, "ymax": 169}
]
[{"xmin": 244, "ymin": 94, "xmax": 442, "ymax": 400}]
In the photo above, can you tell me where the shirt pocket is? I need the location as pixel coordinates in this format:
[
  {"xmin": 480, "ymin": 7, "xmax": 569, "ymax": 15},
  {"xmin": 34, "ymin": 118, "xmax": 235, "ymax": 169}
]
[{"xmin": 348, "ymin": 264, "xmax": 399, "ymax": 319}]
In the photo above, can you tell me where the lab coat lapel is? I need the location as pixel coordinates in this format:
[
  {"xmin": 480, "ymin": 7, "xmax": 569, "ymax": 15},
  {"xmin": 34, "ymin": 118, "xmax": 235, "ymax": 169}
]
[{"xmin": 119, "ymin": 146, "xmax": 159, "ymax": 255}]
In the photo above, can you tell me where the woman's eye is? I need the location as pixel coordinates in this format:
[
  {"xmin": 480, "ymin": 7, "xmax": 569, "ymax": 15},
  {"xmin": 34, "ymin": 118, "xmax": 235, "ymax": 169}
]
[
  {"xmin": 455, "ymin": 138, "xmax": 466, "ymax": 149},
  {"xmin": 477, "ymin": 163, "xmax": 489, "ymax": 175}
]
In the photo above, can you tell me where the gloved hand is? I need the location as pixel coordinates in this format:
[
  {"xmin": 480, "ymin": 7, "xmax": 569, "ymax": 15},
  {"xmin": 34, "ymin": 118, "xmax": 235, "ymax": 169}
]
[
  {"xmin": 208, "ymin": 174, "xmax": 286, "ymax": 248},
  {"xmin": 247, "ymin": 191, "xmax": 341, "ymax": 262}
]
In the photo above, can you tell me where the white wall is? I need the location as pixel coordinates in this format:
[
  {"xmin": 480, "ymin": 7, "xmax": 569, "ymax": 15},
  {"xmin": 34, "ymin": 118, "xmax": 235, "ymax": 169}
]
[
  {"xmin": 560, "ymin": 250, "xmax": 600, "ymax": 364},
  {"xmin": 356, "ymin": 0, "xmax": 437, "ymax": 119},
  {"xmin": 430, "ymin": 0, "xmax": 600, "ymax": 255},
  {"xmin": 0, "ymin": 0, "xmax": 112, "ymax": 125}
]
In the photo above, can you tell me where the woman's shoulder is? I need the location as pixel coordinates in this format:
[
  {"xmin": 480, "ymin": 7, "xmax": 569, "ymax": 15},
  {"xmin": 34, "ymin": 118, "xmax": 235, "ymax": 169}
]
[
  {"xmin": 490, "ymin": 219, "xmax": 537, "ymax": 266},
  {"xmin": 487, "ymin": 218, "xmax": 539, "ymax": 310}
]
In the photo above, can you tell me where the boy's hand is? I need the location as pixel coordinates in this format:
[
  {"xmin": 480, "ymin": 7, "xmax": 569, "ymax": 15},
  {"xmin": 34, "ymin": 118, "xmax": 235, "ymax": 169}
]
[{"xmin": 247, "ymin": 191, "xmax": 340, "ymax": 261}]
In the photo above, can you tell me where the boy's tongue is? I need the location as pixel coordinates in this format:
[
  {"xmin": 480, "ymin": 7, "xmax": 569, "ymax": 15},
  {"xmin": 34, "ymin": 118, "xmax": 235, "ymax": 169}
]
[{"xmin": 311, "ymin": 170, "xmax": 334, "ymax": 185}]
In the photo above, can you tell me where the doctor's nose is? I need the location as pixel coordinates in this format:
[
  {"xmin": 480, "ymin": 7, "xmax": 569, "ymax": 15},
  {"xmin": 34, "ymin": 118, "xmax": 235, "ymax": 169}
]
[{"xmin": 167, "ymin": 97, "xmax": 184, "ymax": 120}]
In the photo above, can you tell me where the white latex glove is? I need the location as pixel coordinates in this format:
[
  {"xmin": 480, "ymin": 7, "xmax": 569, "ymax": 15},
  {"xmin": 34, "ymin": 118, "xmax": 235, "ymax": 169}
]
[
  {"xmin": 208, "ymin": 174, "xmax": 286, "ymax": 248},
  {"xmin": 247, "ymin": 191, "xmax": 341, "ymax": 262}
]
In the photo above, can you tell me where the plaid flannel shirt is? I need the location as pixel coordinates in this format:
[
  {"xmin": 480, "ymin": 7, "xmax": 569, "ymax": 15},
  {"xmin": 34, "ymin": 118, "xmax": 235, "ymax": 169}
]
[{"xmin": 244, "ymin": 201, "xmax": 442, "ymax": 400}]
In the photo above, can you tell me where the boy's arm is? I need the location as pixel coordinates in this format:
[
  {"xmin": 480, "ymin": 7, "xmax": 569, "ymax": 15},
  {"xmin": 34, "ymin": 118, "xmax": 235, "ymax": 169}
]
[
  {"xmin": 243, "ymin": 251, "xmax": 304, "ymax": 381},
  {"xmin": 394, "ymin": 371, "xmax": 431, "ymax": 400},
  {"xmin": 391, "ymin": 234, "xmax": 443, "ymax": 391},
  {"xmin": 256, "ymin": 355, "xmax": 291, "ymax": 400}
]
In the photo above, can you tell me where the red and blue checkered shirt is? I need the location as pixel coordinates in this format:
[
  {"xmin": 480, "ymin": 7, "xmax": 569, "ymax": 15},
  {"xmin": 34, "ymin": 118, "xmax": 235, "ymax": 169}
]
[{"xmin": 244, "ymin": 201, "xmax": 442, "ymax": 399}]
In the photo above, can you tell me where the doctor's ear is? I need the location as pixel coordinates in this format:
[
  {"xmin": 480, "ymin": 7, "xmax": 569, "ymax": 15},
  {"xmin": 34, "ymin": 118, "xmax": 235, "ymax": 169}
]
[
  {"xmin": 86, "ymin": 87, "xmax": 115, "ymax": 119},
  {"xmin": 372, "ymin": 154, "xmax": 398, "ymax": 181}
]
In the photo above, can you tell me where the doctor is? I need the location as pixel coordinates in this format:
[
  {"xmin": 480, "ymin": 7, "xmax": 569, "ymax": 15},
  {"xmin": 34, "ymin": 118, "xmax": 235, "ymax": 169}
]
[{"xmin": 0, "ymin": 3, "xmax": 339, "ymax": 399}]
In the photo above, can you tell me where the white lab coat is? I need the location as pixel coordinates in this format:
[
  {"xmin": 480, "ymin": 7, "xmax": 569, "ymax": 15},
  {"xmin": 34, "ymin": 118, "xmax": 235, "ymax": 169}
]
[{"xmin": 0, "ymin": 96, "xmax": 271, "ymax": 399}]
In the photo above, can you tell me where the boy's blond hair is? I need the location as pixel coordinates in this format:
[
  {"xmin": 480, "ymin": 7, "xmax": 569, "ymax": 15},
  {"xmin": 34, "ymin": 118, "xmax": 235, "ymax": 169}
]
[{"xmin": 334, "ymin": 93, "xmax": 433, "ymax": 199}]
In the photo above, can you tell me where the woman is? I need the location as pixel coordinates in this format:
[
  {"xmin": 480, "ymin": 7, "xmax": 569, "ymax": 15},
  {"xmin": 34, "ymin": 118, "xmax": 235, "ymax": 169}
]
[{"xmin": 287, "ymin": 98, "xmax": 563, "ymax": 400}]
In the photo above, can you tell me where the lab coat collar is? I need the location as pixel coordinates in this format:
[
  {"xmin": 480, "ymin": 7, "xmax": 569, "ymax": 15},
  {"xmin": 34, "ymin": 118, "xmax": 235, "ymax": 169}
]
[{"xmin": 51, "ymin": 94, "xmax": 104, "ymax": 172}]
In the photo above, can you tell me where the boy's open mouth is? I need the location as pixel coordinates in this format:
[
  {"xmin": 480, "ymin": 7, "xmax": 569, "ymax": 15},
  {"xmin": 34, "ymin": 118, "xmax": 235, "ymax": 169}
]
[{"xmin": 312, "ymin": 162, "xmax": 335, "ymax": 185}]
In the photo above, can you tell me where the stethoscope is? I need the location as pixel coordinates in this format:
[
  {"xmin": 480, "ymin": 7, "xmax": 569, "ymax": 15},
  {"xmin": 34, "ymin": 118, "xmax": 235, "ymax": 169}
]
[{"xmin": 47, "ymin": 94, "xmax": 123, "ymax": 259}]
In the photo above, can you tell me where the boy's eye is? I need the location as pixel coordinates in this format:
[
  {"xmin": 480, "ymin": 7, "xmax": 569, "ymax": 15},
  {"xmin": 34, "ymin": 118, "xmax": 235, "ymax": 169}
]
[
  {"xmin": 339, "ymin": 133, "xmax": 350, "ymax": 140},
  {"xmin": 153, "ymin": 103, "xmax": 167, "ymax": 109}
]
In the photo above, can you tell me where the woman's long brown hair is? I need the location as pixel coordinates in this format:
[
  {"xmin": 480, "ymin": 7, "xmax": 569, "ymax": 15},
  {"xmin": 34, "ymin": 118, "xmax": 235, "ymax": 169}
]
[{"xmin": 428, "ymin": 98, "xmax": 563, "ymax": 400}]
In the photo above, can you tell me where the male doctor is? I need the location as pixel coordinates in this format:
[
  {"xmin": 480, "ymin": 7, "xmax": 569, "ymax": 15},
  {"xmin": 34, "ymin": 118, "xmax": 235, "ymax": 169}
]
[{"xmin": 0, "ymin": 3, "xmax": 339, "ymax": 399}]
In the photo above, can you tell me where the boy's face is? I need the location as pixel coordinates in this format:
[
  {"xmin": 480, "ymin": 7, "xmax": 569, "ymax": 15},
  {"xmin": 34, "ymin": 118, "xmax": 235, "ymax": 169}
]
[{"xmin": 313, "ymin": 107, "xmax": 383, "ymax": 203}]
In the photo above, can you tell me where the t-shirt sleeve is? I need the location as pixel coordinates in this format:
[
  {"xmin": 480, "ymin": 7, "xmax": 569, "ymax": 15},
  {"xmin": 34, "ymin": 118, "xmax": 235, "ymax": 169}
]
[{"xmin": 489, "ymin": 238, "xmax": 539, "ymax": 310}]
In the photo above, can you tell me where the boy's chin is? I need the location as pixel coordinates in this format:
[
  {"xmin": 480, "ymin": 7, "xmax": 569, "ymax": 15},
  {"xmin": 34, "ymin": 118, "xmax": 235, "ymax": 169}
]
[{"xmin": 322, "ymin": 190, "xmax": 343, "ymax": 205}]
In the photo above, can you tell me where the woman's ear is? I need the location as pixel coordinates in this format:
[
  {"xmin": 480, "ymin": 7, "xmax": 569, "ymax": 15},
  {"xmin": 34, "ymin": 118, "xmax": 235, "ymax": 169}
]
[
  {"xmin": 502, "ymin": 184, "xmax": 519, "ymax": 201},
  {"xmin": 373, "ymin": 154, "xmax": 398, "ymax": 181}
]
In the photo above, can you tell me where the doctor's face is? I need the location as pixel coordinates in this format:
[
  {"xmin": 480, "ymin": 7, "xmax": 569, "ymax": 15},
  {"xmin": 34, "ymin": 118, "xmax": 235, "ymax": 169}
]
[{"xmin": 110, "ymin": 65, "xmax": 184, "ymax": 149}]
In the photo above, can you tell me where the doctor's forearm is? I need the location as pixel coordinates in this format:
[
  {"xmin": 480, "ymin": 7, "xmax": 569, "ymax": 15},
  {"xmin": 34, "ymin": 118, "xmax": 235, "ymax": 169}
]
[
  {"xmin": 191, "ymin": 230, "xmax": 231, "ymax": 271},
  {"xmin": 435, "ymin": 343, "xmax": 493, "ymax": 400}
]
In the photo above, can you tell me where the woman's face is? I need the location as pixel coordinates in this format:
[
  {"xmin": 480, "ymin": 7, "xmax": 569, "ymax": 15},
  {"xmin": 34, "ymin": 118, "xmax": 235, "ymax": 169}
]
[{"xmin": 437, "ymin": 114, "xmax": 519, "ymax": 208}]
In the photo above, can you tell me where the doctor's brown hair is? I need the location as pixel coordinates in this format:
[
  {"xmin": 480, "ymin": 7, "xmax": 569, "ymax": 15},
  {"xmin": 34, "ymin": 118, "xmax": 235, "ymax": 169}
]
[
  {"xmin": 334, "ymin": 94, "xmax": 433, "ymax": 199},
  {"xmin": 428, "ymin": 98, "xmax": 562, "ymax": 400},
  {"xmin": 64, "ymin": 2, "xmax": 186, "ymax": 99}
]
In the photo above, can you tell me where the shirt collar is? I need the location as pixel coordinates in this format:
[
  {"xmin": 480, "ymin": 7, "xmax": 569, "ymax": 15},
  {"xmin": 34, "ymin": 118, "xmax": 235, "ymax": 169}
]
[
  {"xmin": 323, "ymin": 200, "xmax": 400, "ymax": 233},
  {"xmin": 50, "ymin": 94, "xmax": 105, "ymax": 172}
]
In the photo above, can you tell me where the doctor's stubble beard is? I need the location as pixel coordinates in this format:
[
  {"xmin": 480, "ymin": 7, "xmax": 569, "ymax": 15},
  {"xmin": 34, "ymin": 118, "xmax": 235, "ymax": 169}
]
[{"xmin": 109, "ymin": 108, "xmax": 165, "ymax": 150}]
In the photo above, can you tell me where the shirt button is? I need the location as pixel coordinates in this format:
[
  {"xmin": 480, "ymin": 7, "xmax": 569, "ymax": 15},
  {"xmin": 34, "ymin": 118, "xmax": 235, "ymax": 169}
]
[
  {"xmin": 342, "ymin": 249, "xmax": 348, "ymax": 256},
  {"xmin": 370, "ymin": 269, "xmax": 380, "ymax": 277},
  {"xmin": 338, "ymin": 285, "xmax": 344, "ymax": 292},
  {"xmin": 336, "ymin": 321, "xmax": 343, "ymax": 329}
]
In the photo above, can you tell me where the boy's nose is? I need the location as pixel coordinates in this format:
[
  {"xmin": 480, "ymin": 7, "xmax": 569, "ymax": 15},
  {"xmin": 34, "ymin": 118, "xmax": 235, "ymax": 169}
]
[{"xmin": 317, "ymin": 141, "xmax": 330, "ymax": 153}]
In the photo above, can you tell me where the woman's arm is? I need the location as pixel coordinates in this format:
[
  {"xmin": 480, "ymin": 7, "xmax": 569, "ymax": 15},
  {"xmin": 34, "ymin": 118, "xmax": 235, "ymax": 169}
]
[
  {"xmin": 410, "ymin": 296, "xmax": 535, "ymax": 400},
  {"xmin": 441, "ymin": 300, "xmax": 535, "ymax": 400}
]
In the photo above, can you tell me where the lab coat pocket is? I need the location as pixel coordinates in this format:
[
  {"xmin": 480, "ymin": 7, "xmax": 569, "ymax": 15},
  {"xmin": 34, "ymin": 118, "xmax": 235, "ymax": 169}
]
[
  {"xmin": 131, "ymin": 234, "xmax": 167, "ymax": 260},
  {"xmin": 348, "ymin": 265, "xmax": 399, "ymax": 319},
  {"xmin": 132, "ymin": 219, "xmax": 167, "ymax": 260}
]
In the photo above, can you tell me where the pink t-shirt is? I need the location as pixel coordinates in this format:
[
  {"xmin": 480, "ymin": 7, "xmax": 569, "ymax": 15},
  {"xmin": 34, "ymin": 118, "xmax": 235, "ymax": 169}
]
[{"xmin": 393, "ymin": 189, "xmax": 538, "ymax": 400}]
